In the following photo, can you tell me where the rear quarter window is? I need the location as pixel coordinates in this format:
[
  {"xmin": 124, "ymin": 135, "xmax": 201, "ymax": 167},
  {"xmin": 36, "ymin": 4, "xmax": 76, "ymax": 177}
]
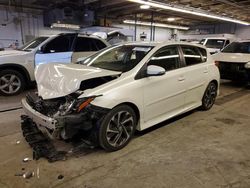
[
  {"xmin": 181, "ymin": 45, "xmax": 203, "ymax": 66},
  {"xmin": 198, "ymin": 47, "xmax": 207, "ymax": 62}
]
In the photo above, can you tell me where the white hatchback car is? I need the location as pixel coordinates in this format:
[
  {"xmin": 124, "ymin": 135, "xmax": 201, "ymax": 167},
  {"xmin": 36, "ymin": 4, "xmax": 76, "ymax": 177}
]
[{"xmin": 21, "ymin": 42, "xmax": 220, "ymax": 151}]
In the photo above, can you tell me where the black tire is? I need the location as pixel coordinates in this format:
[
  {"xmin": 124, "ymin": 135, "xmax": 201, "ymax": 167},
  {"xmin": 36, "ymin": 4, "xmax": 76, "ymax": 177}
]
[
  {"xmin": 0, "ymin": 69, "xmax": 26, "ymax": 96},
  {"xmin": 98, "ymin": 105, "xmax": 137, "ymax": 152},
  {"xmin": 200, "ymin": 82, "xmax": 217, "ymax": 111}
]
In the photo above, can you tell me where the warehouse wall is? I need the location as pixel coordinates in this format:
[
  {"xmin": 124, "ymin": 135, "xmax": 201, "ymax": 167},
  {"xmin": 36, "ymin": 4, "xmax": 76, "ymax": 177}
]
[
  {"xmin": 113, "ymin": 24, "xmax": 182, "ymax": 42},
  {"xmin": 183, "ymin": 23, "xmax": 250, "ymax": 40},
  {"xmin": 0, "ymin": 7, "xmax": 70, "ymax": 48}
]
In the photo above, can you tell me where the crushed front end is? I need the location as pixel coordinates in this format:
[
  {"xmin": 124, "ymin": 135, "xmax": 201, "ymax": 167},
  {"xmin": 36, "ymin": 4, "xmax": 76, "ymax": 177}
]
[{"xmin": 21, "ymin": 92, "xmax": 110, "ymax": 162}]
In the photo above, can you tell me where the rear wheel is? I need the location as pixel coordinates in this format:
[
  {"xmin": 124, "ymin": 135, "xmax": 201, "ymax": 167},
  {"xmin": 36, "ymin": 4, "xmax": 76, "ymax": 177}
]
[
  {"xmin": 0, "ymin": 69, "xmax": 25, "ymax": 96},
  {"xmin": 201, "ymin": 82, "xmax": 217, "ymax": 111},
  {"xmin": 98, "ymin": 105, "xmax": 137, "ymax": 151}
]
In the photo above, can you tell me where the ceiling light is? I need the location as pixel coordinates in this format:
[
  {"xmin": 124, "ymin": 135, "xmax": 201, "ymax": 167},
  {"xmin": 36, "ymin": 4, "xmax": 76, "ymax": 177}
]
[
  {"xmin": 128, "ymin": 0, "xmax": 250, "ymax": 25},
  {"xmin": 140, "ymin": 4, "xmax": 150, "ymax": 9},
  {"xmin": 123, "ymin": 20, "xmax": 189, "ymax": 30},
  {"xmin": 167, "ymin": 17, "xmax": 175, "ymax": 22}
]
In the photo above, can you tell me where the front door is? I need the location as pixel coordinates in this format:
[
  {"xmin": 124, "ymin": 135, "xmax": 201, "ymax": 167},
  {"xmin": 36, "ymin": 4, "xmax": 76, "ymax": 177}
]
[
  {"xmin": 142, "ymin": 45, "xmax": 186, "ymax": 128},
  {"xmin": 35, "ymin": 34, "xmax": 76, "ymax": 65}
]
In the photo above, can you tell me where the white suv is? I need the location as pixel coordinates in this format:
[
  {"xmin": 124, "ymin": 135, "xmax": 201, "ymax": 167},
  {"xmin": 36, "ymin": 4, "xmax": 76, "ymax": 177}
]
[
  {"xmin": 213, "ymin": 40, "xmax": 250, "ymax": 84},
  {"xmin": 21, "ymin": 42, "xmax": 220, "ymax": 152},
  {"xmin": 0, "ymin": 33, "xmax": 109, "ymax": 96}
]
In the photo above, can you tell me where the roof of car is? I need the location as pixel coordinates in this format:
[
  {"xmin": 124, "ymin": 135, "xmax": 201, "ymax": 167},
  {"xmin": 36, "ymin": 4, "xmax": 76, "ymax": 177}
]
[
  {"xmin": 202, "ymin": 37, "xmax": 230, "ymax": 40},
  {"xmin": 237, "ymin": 39, "xmax": 250, "ymax": 43},
  {"xmin": 120, "ymin": 40, "xmax": 205, "ymax": 48}
]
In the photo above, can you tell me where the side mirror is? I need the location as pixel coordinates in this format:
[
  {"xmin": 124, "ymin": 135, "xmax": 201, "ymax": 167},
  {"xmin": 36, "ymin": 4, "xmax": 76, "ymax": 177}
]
[
  {"xmin": 37, "ymin": 45, "xmax": 45, "ymax": 54},
  {"xmin": 147, "ymin": 65, "xmax": 166, "ymax": 76}
]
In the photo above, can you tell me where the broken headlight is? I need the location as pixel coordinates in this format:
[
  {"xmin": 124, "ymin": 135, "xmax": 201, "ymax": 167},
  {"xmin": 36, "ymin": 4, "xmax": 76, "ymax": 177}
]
[{"xmin": 73, "ymin": 95, "xmax": 102, "ymax": 113}]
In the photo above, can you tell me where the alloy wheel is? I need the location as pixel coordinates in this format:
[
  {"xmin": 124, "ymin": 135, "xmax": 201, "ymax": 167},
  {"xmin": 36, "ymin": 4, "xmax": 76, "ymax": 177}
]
[
  {"xmin": 0, "ymin": 74, "xmax": 21, "ymax": 95},
  {"xmin": 203, "ymin": 83, "xmax": 217, "ymax": 109},
  {"xmin": 106, "ymin": 111, "xmax": 134, "ymax": 148}
]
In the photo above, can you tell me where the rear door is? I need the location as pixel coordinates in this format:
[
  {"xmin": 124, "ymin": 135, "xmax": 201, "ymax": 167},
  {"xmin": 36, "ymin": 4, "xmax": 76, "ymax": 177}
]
[
  {"xmin": 35, "ymin": 34, "xmax": 76, "ymax": 65},
  {"xmin": 180, "ymin": 45, "xmax": 208, "ymax": 108},
  {"xmin": 71, "ymin": 37, "xmax": 108, "ymax": 63}
]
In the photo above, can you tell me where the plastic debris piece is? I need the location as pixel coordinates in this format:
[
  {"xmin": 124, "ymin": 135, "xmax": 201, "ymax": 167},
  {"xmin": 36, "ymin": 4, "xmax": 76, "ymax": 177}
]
[
  {"xmin": 23, "ymin": 171, "xmax": 34, "ymax": 179},
  {"xmin": 23, "ymin": 158, "xmax": 32, "ymax": 162},
  {"xmin": 57, "ymin": 174, "xmax": 64, "ymax": 180},
  {"xmin": 15, "ymin": 173, "xmax": 24, "ymax": 176},
  {"xmin": 37, "ymin": 167, "xmax": 40, "ymax": 179}
]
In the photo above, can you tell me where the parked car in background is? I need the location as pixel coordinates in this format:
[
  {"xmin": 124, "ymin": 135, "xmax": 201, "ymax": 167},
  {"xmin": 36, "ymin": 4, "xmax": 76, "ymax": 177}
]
[
  {"xmin": 199, "ymin": 37, "xmax": 233, "ymax": 54},
  {"xmin": 21, "ymin": 42, "xmax": 220, "ymax": 152},
  {"xmin": 213, "ymin": 40, "xmax": 250, "ymax": 84},
  {"xmin": 0, "ymin": 33, "xmax": 109, "ymax": 96}
]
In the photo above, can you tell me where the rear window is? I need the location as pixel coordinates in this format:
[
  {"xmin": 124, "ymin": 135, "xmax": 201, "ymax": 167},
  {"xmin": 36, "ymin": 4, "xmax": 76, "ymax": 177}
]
[{"xmin": 222, "ymin": 42, "xmax": 250, "ymax": 54}]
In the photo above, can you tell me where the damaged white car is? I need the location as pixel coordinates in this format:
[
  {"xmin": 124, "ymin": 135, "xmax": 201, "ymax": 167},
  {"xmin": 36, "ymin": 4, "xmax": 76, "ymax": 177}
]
[{"xmin": 21, "ymin": 42, "xmax": 220, "ymax": 152}]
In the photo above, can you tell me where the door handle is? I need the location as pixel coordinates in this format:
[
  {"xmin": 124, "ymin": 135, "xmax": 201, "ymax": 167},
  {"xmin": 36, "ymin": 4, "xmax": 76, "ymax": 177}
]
[
  {"xmin": 203, "ymin": 68, "xmax": 209, "ymax": 73},
  {"xmin": 178, "ymin": 76, "xmax": 185, "ymax": 81}
]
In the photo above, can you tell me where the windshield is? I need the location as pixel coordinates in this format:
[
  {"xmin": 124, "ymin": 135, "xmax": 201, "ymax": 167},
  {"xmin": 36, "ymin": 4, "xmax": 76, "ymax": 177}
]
[
  {"xmin": 18, "ymin": 37, "xmax": 48, "ymax": 51},
  {"xmin": 204, "ymin": 39, "xmax": 225, "ymax": 49},
  {"xmin": 79, "ymin": 44, "xmax": 153, "ymax": 72},
  {"xmin": 222, "ymin": 42, "xmax": 250, "ymax": 54}
]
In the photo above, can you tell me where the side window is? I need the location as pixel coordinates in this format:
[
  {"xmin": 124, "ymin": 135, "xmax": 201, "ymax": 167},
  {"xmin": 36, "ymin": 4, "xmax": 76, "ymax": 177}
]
[
  {"xmin": 92, "ymin": 39, "xmax": 107, "ymax": 50},
  {"xmin": 198, "ymin": 47, "xmax": 207, "ymax": 62},
  {"xmin": 74, "ymin": 37, "xmax": 92, "ymax": 52},
  {"xmin": 74, "ymin": 37, "xmax": 107, "ymax": 52},
  {"xmin": 148, "ymin": 46, "xmax": 181, "ymax": 71},
  {"xmin": 181, "ymin": 46, "xmax": 203, "ymax": 66},
  {"xmin": 43, "ymin": 35, "xmax": 74, "ymax": 53}
]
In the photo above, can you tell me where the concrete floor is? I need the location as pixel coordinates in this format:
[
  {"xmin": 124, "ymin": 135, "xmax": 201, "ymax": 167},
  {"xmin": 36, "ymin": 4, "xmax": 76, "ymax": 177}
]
[{"xmin": 0, "ymin": 81, "xmax": 250, "ymax": 188}]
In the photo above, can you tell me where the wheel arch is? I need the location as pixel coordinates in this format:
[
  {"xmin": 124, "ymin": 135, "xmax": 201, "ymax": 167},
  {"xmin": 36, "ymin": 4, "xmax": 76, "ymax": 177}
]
[
  {"xmin": 0, "ymin": 64, "xmax": 31, "ymax": 84},
  {"xmin": 114, "ymin": 102, "xmax": 140, "ymax": 123},
  {"xmin": 210, "ymin": 79, "xmax": 218, "ymax": 88}
]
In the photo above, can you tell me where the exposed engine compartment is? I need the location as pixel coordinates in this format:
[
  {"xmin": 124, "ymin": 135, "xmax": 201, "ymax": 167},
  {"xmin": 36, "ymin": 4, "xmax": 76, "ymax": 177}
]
[{"xmin": 26, "ymin": 92, "xmax": 77, "ymax": 118}]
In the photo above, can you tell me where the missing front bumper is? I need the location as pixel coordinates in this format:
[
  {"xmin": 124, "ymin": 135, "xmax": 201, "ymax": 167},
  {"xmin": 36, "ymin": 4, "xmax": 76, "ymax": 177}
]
[
  {"xmin": 21, "ymin": 98, "xmax": 111, "ymax": 161},
  {"xmin": 21, "ymin": 115, "xmax": 66, "ymax": 162}
]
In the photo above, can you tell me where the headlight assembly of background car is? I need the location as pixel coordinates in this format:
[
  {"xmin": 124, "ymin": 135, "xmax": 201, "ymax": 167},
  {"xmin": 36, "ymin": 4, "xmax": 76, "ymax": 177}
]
[{"xmin": 245, "ymin": 62, "xmax": 250, "ymax": 69}]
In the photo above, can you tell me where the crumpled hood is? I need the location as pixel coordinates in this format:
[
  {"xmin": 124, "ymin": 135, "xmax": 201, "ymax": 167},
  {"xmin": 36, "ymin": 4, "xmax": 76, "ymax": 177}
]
[
  {"xmin": 213, "ymin": 52, "xmax": 250, "ymax": 63},
  {"xmin": 35, "ymin": 63, "xmax": 121, "ymax": 99},
  {"xmin": 0, "ymin": 50, "xmax": 27, "ymax": 57}
]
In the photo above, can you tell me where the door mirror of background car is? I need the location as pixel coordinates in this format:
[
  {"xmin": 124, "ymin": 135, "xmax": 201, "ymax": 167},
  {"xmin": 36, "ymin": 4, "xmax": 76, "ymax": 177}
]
[
  {"xmin": 37, "ymin": 45, "xmax": 46, "ymax": 54},
  {"xmin": 147, "ymin": 65, "xmax": 166, "ymax": 76}
]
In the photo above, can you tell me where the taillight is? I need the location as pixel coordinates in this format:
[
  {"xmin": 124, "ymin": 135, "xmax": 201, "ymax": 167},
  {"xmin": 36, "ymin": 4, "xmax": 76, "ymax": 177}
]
[{"xmin": 215, "ymin": 61, "xmax": 219, "ymax": 67}]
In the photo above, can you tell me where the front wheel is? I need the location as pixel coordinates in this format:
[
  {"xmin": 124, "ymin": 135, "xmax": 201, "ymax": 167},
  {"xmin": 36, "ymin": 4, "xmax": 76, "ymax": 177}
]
[
  {"xmin": 98, "ymin": 105, "xmax": 137, "ymax": 152},
  {"xmin": 200, "ymin": 82, "xmax": 217, "ymax": 111},
  {"xmin": 0, "ymin": 69, "xmax": 26, "ymax": 96}
]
